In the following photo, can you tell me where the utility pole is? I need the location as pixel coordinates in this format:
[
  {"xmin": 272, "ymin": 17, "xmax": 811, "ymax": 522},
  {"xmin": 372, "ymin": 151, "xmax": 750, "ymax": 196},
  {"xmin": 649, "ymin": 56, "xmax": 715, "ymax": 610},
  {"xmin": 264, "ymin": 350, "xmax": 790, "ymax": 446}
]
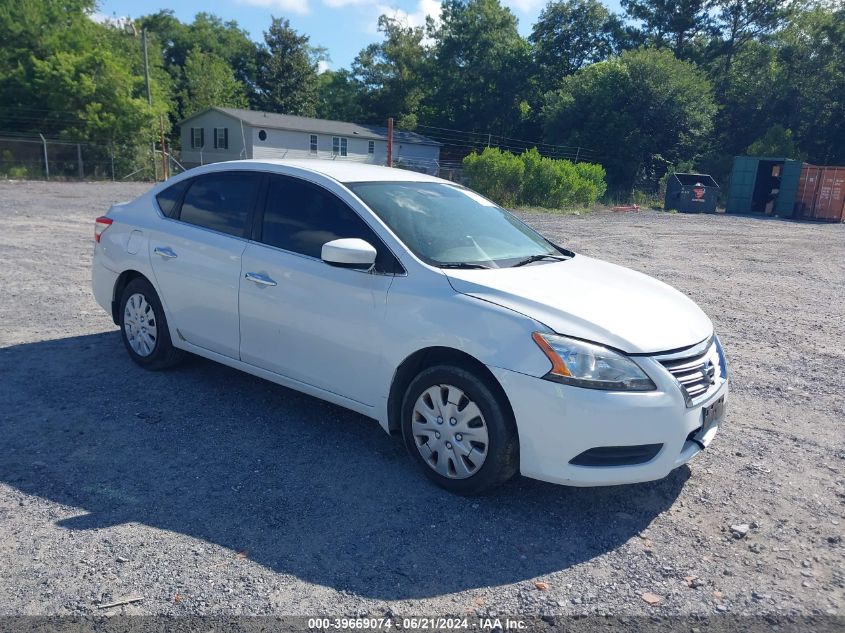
[
  {"xmin": 141, "ymin": 29, "xmax": 152, "ymax": 105},
  {"xmin": 386, "ymin": 118, "xmax": 394, "ymax": 168}
]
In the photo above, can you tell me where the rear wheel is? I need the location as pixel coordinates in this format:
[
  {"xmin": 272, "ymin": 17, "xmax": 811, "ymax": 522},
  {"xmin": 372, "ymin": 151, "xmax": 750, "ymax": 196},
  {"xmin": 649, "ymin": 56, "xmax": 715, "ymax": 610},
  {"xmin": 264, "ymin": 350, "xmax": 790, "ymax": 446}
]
[
  {"xmin": 401, "ymin": 365, "xmax": 518, "ymax": 495},
  {"xmin": 119, "ymin": 277, "xmax": 184, "ymax": 370}
]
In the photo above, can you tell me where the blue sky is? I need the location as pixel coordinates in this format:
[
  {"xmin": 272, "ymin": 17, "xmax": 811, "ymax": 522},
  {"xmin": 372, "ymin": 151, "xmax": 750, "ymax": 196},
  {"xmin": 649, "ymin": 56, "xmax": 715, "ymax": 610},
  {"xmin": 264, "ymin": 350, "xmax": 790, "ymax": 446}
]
[{"xmin": 97, "ymin": 0, "xmax": 624, "ymax": 71}]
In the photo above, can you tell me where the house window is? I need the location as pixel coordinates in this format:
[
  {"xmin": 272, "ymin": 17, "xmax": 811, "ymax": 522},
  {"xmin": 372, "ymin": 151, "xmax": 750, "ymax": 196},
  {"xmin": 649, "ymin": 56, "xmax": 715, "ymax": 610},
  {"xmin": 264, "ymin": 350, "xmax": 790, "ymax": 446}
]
[
  {"xmin": 368, "ymin": 140, "xmax": 375, "ymax": 155},
  {"xmin": 332, "ymin": 136, "xmax": 348, "ymax": 157},
  {"xmin": 214, "ymin": 127, "xmax": 228, "ymax": 150},
  {"xmin": 190, "ymin": 128, "xmax": 204, "ymax": 149},
  {"xmin": 310, "ymin": 134, "xmax": 318, "ymax": 154}
]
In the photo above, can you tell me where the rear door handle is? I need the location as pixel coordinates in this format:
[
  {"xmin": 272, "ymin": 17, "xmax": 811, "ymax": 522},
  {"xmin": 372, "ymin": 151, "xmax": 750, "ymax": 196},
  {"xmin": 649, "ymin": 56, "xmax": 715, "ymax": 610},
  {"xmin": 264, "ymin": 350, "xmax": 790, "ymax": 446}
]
[
  {"xmin": 244, "ymin": 272, "xmax": 277, "ymax": 286},
  {"xmin": 154, "ymin": 246, "xmax": 177, "ymax": 259}
]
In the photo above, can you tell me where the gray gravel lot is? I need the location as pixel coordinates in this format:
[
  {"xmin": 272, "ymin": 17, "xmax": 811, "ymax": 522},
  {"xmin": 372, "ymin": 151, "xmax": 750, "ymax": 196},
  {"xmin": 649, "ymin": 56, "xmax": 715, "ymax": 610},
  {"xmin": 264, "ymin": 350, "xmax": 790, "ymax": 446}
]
[{"xmin": 0, "ymin": 180, "xmax": 843, "ymax": 618}]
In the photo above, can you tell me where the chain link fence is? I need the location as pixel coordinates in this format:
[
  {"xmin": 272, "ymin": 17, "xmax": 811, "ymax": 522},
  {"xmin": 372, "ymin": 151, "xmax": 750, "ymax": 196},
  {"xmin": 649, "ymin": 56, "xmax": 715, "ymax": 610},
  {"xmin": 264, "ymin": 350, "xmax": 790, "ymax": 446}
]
[{"xmin": 0, "ymin": 135, "xmax": 184, "ymax": 182}]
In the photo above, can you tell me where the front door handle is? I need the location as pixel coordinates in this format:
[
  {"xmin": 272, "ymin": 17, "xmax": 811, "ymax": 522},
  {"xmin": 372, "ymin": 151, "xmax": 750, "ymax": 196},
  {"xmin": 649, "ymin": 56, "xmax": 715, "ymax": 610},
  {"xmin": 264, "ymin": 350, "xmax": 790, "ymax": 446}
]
[
  {"xmin": 244, "ymin": 272, "xmax": 277, "ymax": 287},
  {"xmin": 154, "ymin": 246, "xmax": 177, "ymax": 259}
]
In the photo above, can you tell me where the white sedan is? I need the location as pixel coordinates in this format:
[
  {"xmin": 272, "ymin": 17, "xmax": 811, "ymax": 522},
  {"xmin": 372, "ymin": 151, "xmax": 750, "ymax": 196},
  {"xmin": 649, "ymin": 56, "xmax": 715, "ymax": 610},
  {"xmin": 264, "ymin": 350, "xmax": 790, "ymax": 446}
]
[{"xmin": 92, "ymin": 160, "xmax": 728, "ymax": 494}]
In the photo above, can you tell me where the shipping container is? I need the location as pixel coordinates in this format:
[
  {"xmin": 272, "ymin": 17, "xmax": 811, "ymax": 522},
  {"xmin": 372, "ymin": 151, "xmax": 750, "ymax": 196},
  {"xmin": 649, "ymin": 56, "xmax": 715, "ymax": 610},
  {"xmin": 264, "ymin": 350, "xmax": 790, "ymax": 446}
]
[
  {"xmin": 726, "ymin": 156, "xmax": 802, "ymax": 217},
  {"xmin": 795, "ymin": 164, "xmax": 821, "ymax": 218},
  {"xmin": 795, "ymin": 165, "xmax": 845, "ymax": 222}
]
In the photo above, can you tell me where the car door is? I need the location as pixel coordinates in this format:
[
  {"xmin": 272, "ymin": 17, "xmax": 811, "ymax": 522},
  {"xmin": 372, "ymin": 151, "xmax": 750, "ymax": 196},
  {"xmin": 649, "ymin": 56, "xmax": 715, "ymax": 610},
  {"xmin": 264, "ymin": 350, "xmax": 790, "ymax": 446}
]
[
  {"xmin": 149, "ymin": 171, "xmax": 262, "ymax": 359},
  {"xmin": 238, "ymin": 174, "xmax": 401, "ymax": 406}
]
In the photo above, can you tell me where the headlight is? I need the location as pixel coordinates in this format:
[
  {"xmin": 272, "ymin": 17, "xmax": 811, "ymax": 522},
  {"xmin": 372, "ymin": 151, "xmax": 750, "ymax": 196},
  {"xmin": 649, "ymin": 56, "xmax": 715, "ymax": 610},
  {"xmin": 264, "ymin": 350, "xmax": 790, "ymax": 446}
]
[{"xmin": 532, "ymin": 332, "xmax": 656, "ymax": 391}]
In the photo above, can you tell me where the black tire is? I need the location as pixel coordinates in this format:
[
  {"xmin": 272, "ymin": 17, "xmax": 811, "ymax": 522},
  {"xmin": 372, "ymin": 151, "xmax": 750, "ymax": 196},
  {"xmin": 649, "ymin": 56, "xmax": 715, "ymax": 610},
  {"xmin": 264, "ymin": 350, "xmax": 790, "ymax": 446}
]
[
  {"xmin": 118, "ymin": 277, "xmax": 184, "ymax": 370},
  {"xmin": 401, "ymin": 365, "xmax": 519, "ymax": 495}
]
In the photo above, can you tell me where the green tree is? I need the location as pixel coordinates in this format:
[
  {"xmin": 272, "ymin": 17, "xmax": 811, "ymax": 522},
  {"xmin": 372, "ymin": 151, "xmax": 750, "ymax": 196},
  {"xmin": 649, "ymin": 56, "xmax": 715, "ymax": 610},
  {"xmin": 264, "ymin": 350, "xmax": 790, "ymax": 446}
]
[
  {"xmin": 351, "ymin": 15, "xmax": 430, "ymax": 127},
  {"xmin": 530, "ymin": 0, "xmax": 626, "ymax": 90},
  {"xmin": 707, "ymin": 2, "xmax": 845, "ymax": 175},
  {"xmin": 316, "ymin": 69, "xmax": 365, "ymax": 122},
  {"xmin": 181, "ymin": 47, "xmax": 248, "ymax": 114},
  {"xmin": 710, "ymin": 0, "xmax": 793, "ymax": 79},
  {"xmin": 621, "ymin": 0, "xmax": 715, "ymax": 55},
  {"xmin": 746, "ymin": 124, "xmax": 804, "ymax": 158},
  {"xmin": 0, "ymin": 0, "xmax": 164, "ymax": 142},
  {"xmin": 257, "ymin": 17, "xmax": 321, "ymax": 116},
  {"xmin": 543, "ymin": 48, "xmax": 716, "ymax": 195},
  {"xmin": 771, "ymin": 4, "xmax": 845, "ymax": 165},
  {"xmin": 428, "ymin": 0, "xmax": 532, "ymax": 135},
  {"xmin": 138, "ymin": 10, "xmax": 259, "ymax": 110}
]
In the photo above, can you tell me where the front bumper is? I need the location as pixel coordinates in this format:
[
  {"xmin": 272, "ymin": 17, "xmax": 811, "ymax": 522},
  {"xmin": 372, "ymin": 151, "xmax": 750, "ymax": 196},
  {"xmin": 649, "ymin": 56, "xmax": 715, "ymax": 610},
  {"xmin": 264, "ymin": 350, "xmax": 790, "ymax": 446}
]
[{"xmin": 489, "ymin": 364, "xmax": 727, "ymax": 487}]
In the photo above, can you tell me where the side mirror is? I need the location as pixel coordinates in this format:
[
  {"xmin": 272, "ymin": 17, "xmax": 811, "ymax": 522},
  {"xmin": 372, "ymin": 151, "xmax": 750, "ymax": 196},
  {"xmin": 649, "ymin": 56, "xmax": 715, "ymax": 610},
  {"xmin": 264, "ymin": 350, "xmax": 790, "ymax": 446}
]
[{"xmin": 321, "ymin": 238, "xmax": 377, "ymax": 270}]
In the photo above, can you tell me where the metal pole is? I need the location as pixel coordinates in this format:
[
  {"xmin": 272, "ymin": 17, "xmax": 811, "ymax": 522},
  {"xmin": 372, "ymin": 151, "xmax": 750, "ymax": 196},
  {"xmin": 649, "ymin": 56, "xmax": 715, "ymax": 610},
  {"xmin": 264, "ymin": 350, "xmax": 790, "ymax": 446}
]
[
  {"xmin": 77, "ymin": 143, "xmax": 83, "ymax": 179},
  {"xmin": 574, "ymin": 147, "xmax": 581, "ymax": 163},
  {"xmin": 159, "ymin": 113, "xmax": 168, "ymax": 179},
  {"xmin": 487, "ymin": 133, "xmax": 491, "ymax": 148},
  {"xmin": 141, "ymin": 29, "xmax": 152, "ymax": 106},
  {"xmin": 386, "ymin": 118, "xmax": 393, "ymax": 168},
  {"xmin": 38, "ymin": 133, "xmax": 49, "ymax": 180},
  {"xmin": 110, "ymin": 144, "xmax": 115, "ymax": 182},
  {"xmin": 142, "ymin": 28, "xmax": 156, "ymax": 180}
]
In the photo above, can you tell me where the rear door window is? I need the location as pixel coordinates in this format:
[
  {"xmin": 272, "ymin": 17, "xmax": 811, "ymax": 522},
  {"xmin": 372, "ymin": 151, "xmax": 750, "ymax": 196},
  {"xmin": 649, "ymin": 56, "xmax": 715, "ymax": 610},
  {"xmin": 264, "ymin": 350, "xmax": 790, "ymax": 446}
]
[
  {"xmin": 259, "ymin": 175, "xmax": 402, "ymax": 273},
  {"xmin": 178, "ymin": 172, "xmax": 261, "ymax": 237}
]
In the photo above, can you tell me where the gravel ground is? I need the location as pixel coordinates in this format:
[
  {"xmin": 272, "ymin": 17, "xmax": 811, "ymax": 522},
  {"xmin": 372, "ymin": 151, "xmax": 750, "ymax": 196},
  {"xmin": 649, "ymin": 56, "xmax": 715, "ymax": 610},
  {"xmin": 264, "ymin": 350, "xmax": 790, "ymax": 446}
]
[{"xmin": 0, "ymin": 180, "xmax": 843, "ymax": 619}]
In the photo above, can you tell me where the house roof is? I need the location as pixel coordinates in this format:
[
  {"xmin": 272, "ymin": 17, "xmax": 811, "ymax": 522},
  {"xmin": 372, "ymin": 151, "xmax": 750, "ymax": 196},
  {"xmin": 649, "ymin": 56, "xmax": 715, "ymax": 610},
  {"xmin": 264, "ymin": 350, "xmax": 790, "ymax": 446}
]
[{"xmin": 179, "ymin": 107, "xmax": 440, "ymax": 147}]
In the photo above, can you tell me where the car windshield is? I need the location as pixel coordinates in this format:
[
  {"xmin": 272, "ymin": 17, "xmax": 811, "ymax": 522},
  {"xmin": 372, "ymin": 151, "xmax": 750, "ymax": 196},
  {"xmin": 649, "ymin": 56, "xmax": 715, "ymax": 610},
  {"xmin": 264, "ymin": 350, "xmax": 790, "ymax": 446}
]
[{"xmin": 348, "ymin": 181, "xmax": 561, "ymax": 268}]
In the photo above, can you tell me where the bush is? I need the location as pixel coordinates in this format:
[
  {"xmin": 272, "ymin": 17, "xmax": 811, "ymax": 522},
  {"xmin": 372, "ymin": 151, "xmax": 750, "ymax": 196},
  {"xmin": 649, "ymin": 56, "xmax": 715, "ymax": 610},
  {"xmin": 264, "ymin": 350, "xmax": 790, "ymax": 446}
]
[
  {"xmin": 462, "ymin": 147, "xmax": 525, "ymax": 207},
  {"xmin": 463, "ymin": 147, "xmax": 606, "ymax": 209}
]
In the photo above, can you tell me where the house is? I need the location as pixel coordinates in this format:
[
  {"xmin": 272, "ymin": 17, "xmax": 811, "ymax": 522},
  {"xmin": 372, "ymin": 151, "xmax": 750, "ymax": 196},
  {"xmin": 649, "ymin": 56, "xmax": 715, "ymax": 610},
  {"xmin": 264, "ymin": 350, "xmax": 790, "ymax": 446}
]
[{"xmin": 177, "ymin": 107, "xmax": 441, "ymax": 174}]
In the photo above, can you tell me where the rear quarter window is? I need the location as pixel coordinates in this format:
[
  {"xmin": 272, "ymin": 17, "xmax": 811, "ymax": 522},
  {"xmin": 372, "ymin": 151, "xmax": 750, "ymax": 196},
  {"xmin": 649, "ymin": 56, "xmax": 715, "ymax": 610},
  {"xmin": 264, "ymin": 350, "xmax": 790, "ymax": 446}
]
[{"xmin": 155, "ymin": 179, "xmax": 191, "ymax": 218}]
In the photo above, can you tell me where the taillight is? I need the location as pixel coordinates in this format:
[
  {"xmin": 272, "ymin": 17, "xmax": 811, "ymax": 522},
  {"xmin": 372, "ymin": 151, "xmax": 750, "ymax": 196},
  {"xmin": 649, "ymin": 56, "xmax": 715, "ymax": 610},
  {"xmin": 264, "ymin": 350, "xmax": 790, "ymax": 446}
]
[{"xmin": 94, "ymin": 216, "xmax": 113, "ymax": 243}]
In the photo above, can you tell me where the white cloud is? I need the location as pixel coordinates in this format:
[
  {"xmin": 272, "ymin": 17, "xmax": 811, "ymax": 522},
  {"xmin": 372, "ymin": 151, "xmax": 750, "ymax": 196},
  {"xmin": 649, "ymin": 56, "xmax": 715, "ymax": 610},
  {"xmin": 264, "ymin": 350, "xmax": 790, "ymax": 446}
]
[
  {"xmin": 88, "ymin": 11, "xmax": 135, "ymax": 30},
  {"xmin": 239, "ymin": 0, "xmax": 311, "ymax": 16},
  {"xmin": 318, "ymin": 59, "xmax": 331, "ymax": 73},
  {"xmin": 88, "ymin": 11, "xmax": 110, "ymax": 23},
  {"xmin": 323, "ymin": 0, "xmax": 377, "ymax": 6},
  {"xmin": 366, "ymin": 0, "xmax": 441, "ymax": 32},
  {"xmin": 501, "ymin": 0, "xmax": 544, "ymax": 14}
]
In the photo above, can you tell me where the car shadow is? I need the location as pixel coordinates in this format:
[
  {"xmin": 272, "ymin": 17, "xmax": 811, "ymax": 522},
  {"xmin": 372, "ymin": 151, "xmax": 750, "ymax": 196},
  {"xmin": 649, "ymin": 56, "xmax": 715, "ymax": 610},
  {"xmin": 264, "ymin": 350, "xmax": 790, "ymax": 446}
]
[{"xmin": 0, "ymin": 332, "xmax": 689, "ymax": 600}]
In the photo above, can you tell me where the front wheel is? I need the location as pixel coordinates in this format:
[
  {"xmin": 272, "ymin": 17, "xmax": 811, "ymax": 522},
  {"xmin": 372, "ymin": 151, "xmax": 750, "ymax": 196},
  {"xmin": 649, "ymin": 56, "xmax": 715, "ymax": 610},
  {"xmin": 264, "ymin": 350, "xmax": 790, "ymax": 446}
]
[
  {"xmin": 119, "ymin": 277, "xmax": 184, "ymax": 370},
  {"xmin": 401, "ymin": 365, "xmax": 518, "ymax": 495}
]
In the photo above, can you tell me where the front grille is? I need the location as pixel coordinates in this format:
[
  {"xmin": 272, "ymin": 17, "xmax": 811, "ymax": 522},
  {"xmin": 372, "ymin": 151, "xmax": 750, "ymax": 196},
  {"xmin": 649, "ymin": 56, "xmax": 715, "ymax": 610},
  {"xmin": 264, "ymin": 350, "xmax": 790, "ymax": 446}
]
[{"xmin": 655, "ymin": 338, "xmax": 723, "ymax": 405}]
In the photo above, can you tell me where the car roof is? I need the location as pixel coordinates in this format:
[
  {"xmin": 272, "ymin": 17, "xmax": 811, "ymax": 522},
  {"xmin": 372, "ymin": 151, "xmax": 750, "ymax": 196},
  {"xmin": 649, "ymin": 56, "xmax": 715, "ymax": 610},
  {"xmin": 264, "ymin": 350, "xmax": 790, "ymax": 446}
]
[{"xmin": 196, "ymin": 159, "xmax": 448, "ymax": 185}]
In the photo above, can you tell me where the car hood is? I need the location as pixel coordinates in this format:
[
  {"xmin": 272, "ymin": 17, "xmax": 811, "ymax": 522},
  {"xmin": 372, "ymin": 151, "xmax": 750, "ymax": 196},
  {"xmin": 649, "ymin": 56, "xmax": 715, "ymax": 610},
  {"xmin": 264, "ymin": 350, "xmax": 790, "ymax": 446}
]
[{"xmin": 444, "ymin": 255, "xmax": 712, "ymax": 354}]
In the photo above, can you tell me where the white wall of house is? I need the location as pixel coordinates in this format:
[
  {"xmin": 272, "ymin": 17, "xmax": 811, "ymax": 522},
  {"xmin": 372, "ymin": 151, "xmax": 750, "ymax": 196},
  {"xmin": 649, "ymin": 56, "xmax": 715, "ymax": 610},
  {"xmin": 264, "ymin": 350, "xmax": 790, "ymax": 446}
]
[
  {"xmin": 250, "ymin": 127, "xmax": 440, "ymax": 173},
  {"xmin": 180, "ymin": 111, "xmax": 440, "ymax": 174},
  {"xmin": 393, "ymin": 142, "xmax": 439, "ymax": 170},
  {"xmin": 180, "ymin": 111, "xmax": 251, "ymax": 167},
  {"xmin": 251, "ymin": 127, "xmax": 384, "ymax": 163}
]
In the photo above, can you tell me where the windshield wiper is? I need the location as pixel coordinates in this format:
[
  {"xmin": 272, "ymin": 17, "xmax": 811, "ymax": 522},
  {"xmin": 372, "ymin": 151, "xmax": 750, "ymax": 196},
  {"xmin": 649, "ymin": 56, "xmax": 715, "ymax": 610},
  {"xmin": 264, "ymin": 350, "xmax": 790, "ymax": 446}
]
[
  {"xmin": 439, "ymin": 262, "xmax": 492, "ymax": 269},
  {"xmin": 511, "ymin": 253, "xmax": 569, "ymax": 267}
]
